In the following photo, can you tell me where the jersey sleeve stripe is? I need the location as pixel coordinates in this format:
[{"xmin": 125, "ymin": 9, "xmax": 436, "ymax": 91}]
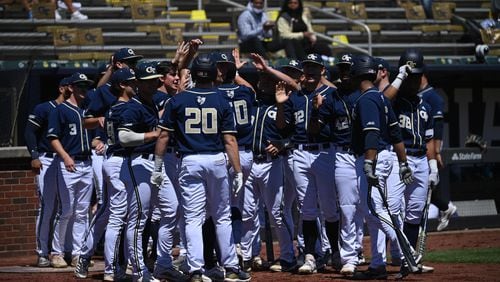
[
  {"xmin": 28, "ymin": 119, "xmax": 41, "ymax": 128},
  {"xmin": 362, "ymin": 127, "xmax": 380, "ymax": 131},
  {"xmin": 222, "ymin": 130, "xmax": 238, "ymax": 134},
  {"xmin": 158, "ymin": 125, "xmax": 174, "ymax": 131},
  {"xmin": 47, "ymin": 134, "xmax": 59, "ymax": 138}
]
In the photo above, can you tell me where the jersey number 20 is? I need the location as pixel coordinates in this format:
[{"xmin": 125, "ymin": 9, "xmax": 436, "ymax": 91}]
[{"xmin": 185, "ymin": 108, "xmax": 218, "ymax": 134}]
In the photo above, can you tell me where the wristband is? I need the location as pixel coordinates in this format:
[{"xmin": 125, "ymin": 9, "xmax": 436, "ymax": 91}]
[
  {"xmin": 391, "ymin": 76, "xmax": 403, "ymax": 90},
  {"xmin": 428, "ymin": 159, "xmax": 438, "ymax": 172},
  {"xmin": 154, "ymin": 155, "xmax": 164, "ymax": 172}
]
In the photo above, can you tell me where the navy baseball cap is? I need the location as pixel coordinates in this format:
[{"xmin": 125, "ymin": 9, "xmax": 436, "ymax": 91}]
[
  {"xmin": 135, "ymin": 61, "xmax": 163, "ymax": 80},
  {"xmin": 374, "ymin": 57, "xmax": 390, "ymax": 70},
  {"xmin": 211, "ymin": 52, "xmax": 235, "ymax": 64},
  {"xmin": 113, "ymin": 48, "xmax": 143, "ymax": 64},
  {"xmin": 59, "ymin": 76, "xmax": 70, "ymax": 86},
  {"xmin": 337, "ymin": 53, "xmax": 354, "ymax": 65},
  {"xmin": 109, "ymin": 68, "xmax": 136, "ymax": 85},
  {"xmin": 67, "ymin": 72, "xmax": 94, "ymax": 85},
  {"xmin": 302, "ymin": 53, "xmax": 324, "ymax": 67},
  {"xmin": 279, "ymin": 58, "xmax": 303, "ymax": 72},
  {"xmin": 97, "ymin": 63, "xmax": 110, "ymax": 75}
]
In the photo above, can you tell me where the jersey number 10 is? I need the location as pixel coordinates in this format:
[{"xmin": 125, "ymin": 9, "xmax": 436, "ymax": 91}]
[{"xmin": 185, "ymin": 107, "xmax": 218, "ymax": 134}]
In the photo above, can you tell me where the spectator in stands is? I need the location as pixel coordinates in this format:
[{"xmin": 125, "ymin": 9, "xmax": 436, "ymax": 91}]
[
  {"xmin": 237, "ymin": 0, "xmax": 280, "ymax": 59},
  {"xmin": 276, "ymin": 0, "xmax": 331, "ymax": 60},
  {"xmin": 54, "ymin": 0, "xmax": 88, "ymax": 20}
]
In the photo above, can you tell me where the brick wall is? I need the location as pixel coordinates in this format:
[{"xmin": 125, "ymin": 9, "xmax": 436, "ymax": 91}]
[{"xmin": 0, "ymin": 170, "xmax": 38, "ymax": 257}]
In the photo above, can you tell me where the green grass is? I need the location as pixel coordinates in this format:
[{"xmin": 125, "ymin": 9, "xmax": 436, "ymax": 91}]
[{"xmin": 425, "ymin": 248, "xmax": 500, "ymax": 264}]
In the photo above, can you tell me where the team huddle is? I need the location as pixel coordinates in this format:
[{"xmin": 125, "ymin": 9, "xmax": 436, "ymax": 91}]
[{"xmin": 25, "ymin": 42, "xmax": 446, "ymax": 282}]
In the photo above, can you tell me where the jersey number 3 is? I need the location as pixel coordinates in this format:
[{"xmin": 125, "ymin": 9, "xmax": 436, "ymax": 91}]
[
  {"xmin": 185, "ymin": 108, "xmax": 217, "ymax": 134},
  {"xmin": 69, "ymin": 123, "xmax": 77, "ymax": 136}
]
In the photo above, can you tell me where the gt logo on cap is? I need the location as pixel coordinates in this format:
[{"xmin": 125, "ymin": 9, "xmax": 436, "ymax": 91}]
[
  {"xmin": 221, "ymin": 54, "xmax": 228, "ymax": 60},
  {"xmin": 146, "ymin": 66, "xmax": 155, "ymax": 73},
  {"xmin": 406, "ymin": 61, "xmax": 417, "ymax": 68},
  {"xmin": 342, "ymin": 54, "xmax": 352, "ymax": 62},
  {"xmin": 128, "ymin": 49, "xmax": 135, "ymax": 55},
  {"xmin": 307, "ymin": 54, "xmax": 318, "ymax": 60},
  {"xmin": 79, "ymin": 74, "xmax": 88, "ymax": 80},
  {"xmin": 289, "ymin": 60, "xmax": 299, "ymax": 66}
]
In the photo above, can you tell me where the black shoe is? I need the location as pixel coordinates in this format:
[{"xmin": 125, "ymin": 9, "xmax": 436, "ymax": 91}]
[
  {"xmin": 395, "ymin": 264, "xmax": 411, "ymax": 280},
  {"xmin": 225, "ymin": 268, "xmax": 250, "ymax": 282},
  {"xmin": 205, "ymin": 266, "xmax": 225, "ymax": 282},
  {"xmin": 242, "ymin": 260, "xmax": 252, "ymax": 272},
  {"xmin": 74, "ymin": 256, "xmax": 90, "ymax": 279},
  {"xmin": 154, "ymin": 265, "xmax": 189, "ymax": 281},
  {"xmin": 190, "ymin": 271, "xmax": 203, "ymax": 282},
  {"xmin": 352, "ymin": 266, "xmax": 388, "ymax": 280}
]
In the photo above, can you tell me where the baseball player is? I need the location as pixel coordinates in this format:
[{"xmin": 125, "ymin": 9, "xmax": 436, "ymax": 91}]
[
  {"xmin": 74, "ymin": 68, "xmax": 136, "ymax": 280},
  {"xmin": 47, "ymin": 72, "xmax": 95, "ymax": 268},
  {"xmin": 117, "ymin": 61, "xmax": 163, "ymax": 282},
  {"xmin": 418, "ymin": 74, "xmax": 457, "ymax": 232},
  {"xmin": 276, "ymin": 53, "xmax": 340, "ymax": 274},
  {"xmin": 387, "ymin": 49, "xmax": 437, "ymax": 277},
  {"xmin": 84, "ymin": 47, "xmax": 143, "ymax": 129},
  {"xmin": 25, "ymin": 76, "xmax": 70, "ymax": 267},
  {"xmin": 347, "ymin": 55, "xmax": 413, "ymax": 280},
  {"xmin": 310, "ymin": 52, "xmax": 368, "ymax": 276},
  {"xmin": 154, "ymin": 53, "xmax": 250, "ymax": 282}
]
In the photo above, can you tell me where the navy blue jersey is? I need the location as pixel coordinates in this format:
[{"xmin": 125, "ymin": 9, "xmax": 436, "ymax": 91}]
[
  {"xmin": 332, "ymin": 90, "xmax": 363, "ymax": 146},
  {"xmin": 105, "ymin": 100, "xmax": 128, "ymax": 156},
  {"xmin": 27, "ymin": 100, "xmax": 58, "ymax": 154},
  {"xmin": 418, "ymin": 86, "xmax": 444, "ymax": 121},
  {"xmin": 251, "ymin": 101, "xmax": 283, "ymax": 155},
  {"xmin": 159, "ymin": 87, "xmax": 236, "ymax": 155},
  {"xmin": 283, "ymin": 84, "xmax": 335, "ymax": 144},
  {"xmin": 118, "ymin": 96, "xmax": 159, "ymax": 154},
  {"xmin": 218, "ymin": 83, "xmax": 256, "ymax": 146},
  {"xmin": 153, "ymin": 90, "xmax": 172, "ymax": 112},
  {"xmin": 317, "ymin": 90, "xmax": 357, "ymax": 146},
  {"xmin": 84, "ymin": 84, "xmax": 116, "ymax": 118},
  {"xmin": 392, "ymin": 96, "xmax": 434, "ymax": 151},
  {"xmin": 47, "ymin": 101, "xmax": 92, "ymax": 156},
  {"xmin": 351, "ymin": 87, "xmax": 399, "ymax": 155}
]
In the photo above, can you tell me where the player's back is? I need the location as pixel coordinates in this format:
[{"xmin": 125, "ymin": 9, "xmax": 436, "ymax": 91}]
[{"xmin": 162, "ymin": 87, "xmax": 236, "ymax": 155}]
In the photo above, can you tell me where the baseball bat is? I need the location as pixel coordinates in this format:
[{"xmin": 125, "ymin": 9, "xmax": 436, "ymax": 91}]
[
  {"xmin": 416, "ymin": 184, "xmax": 433, "ymax": 261},
  {"xmin": 263, "ymin": 207, "xmax": 275, "ymax": 262},
  {"xmin": 368, "ymin": 184, "xmax": 420, "ymax": 273}
]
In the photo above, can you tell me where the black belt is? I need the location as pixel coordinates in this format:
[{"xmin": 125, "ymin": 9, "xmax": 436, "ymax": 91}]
[
  {"xmin": 41, "ymin": 152, "xmax": 54, "ymax": 158},
  {"xmin": 253, "ymin": 154, "xmax": 279, "ymax": 163},
  {"xmin": 108, "ymin": 151, "xmax": 127, "ymax": 158},
  {"xmin": 73, "ymin": 155, "xmax": 91, "ymax": 161},
  {"xmin": 335, "ymin": 145, "xmax": 355, "ymax": 155},
  {"xmin": 406, "ymin": 150, "xmax": 426, "ymax": 157},
  {"xmin": 294, "ymin": 143, "xmax": 331, "ymax": 151},
  {"xmin": 239, "ymin": 144, "xmax": 252, "ymax": 151}
]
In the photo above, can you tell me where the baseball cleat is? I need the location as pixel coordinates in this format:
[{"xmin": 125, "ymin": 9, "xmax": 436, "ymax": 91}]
[
  {"xmin": 50, "ymin": 254, "xmax": 68, "ymax": 268},
  {"xmin": 224, "ymin": 268, "xmax": 250, "ymax": 282},
  {"xmin": 340, "ymin": 264, "xmax": 356, "ymax": 276},
  {"xmin": 352, "ymin": 266, "xmax": 388, "ymax": 280},
  {"xmin": 298, "ymin": 254, "xmax": 317, "ymax": 274},
  {"xmin": 37, "ymin": 256, "xmax": 50, "ymax": 267},
  {"xmin": 154, "ymin": 265, "xmax": 189, "ymax": 281},
  {"xmin": 205, "ymin": 266, "xmax": 225, "ymax": 282},
  {"xmin": 269, "ymin": 259, "xmax": 297, "ymax": 273},
  {"xmin": 74, "ymin": 256, "xmax": 91, "ymax": 278},
  {"xmin": 437, "ymin": 203, "xmax": 457, "ymax": 231}
]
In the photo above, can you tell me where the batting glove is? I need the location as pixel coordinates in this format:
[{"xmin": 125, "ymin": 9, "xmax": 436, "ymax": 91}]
[
  {"xmin": 399, "ymin": 161, "xmax": 414, "ymax": 185},
  {"xmin": 232, "ymin": 172, "xmax": 244, "ymax": 196},
  {"xmin": 428, "ymin": 159, "xmax": 439, "ymax": 186},
  {"xmin": 150, "ymin": 171, "xmax": 164, "ymax": 187},
  {"xmin": 397, "ymin": 65, "xmax": 412, "ymax": 80},
  {"xmin": 363, "ymin": 159, "xmax": 379, "ymax": 187}
]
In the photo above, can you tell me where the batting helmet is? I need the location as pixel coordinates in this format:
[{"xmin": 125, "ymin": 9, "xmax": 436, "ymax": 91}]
[
  {"xmin": 191, "ymin": 53, "xmax": 217, "ymax": 82},
  {"xmin": 398, "ymin": 48, "xmax": 425, "ymax": 74},
  {"xmin": 350, "ymin": 54, "xmax": 377, "ymax": 80}
]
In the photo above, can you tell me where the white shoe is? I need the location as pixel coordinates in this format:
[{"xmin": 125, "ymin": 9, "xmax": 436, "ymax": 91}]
[
  {"xmin": 50, "ymin": 254, "xmax": 68, "ymax": 268},
  {"xmin": 421, "ymin": 265, "xmax": 434, "ymax": 273},
  {"xmin": 55, "ymin": 10, "xmax": 62, "ymax": 20},
  {"xmin": 437, "ymin": 203, "xmax": 457, "ymax": 231},
  {"xmin": 71, "ymin": 10, "xmax": 88, "ymax": 20},
  {"xmin": 340, "ymin": 264, "xmax": 356, "ymax": 276},
  {"xmin": 298, "ymin": 254, "xmax": 317, "ymax": 274}
]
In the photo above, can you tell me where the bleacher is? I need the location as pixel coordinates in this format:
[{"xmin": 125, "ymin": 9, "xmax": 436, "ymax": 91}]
[{"xmin": 0, "ymin": 0, "xmax": 498, "ymax": 64}]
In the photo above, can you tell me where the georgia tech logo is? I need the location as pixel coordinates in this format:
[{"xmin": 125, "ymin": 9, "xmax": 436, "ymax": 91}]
[
  {"xmin": 145, "ymin": 66, "xmax": 155, "ymax": 74},
  {"xmin": 307, "ymin": 54, "xmax": 317, "ymax": 60},
  {"xmin": 221, "ymin": 54, "xmax": 228, "ymax": 60},
  {"xmin": 127, "ymin": 49, "xmax": 135, "ymax": 55},
  {"xmin": 341, "ymin": 54, "xmax": 352, "ymax": 62},
  {"xmin": 406, "ymin": 61, "xmax": 417, "ymax": 68},
  {"xmin": 289, "ymin": 60, "xmax": 299, "ymax": 66},
  {"xmin": 196, "ymin": 96, "xmax": 206, "ymax": 105},
  {"xmin": 79, "ymin": 74, "xmax": 88, "ymax": 80}
]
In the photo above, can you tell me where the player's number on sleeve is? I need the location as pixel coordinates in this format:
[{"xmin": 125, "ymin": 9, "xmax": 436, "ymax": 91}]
[
  {"xmin": 294, "ymin": 110, "xmax": 305, "ymax": 124},
  {"xmin": 233, "ymin": 100, "xmax": 249, "ymax": 125},
  {"xmin": 69, "ymin": 123, "xmax": 77, "ymax": 136},
  {"xmin": 185, "ymin": 108, "xmax": 217, "ymax": 134}
]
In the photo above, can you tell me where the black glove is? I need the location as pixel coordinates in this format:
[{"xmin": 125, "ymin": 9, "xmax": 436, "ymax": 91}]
[
  {"xmin": 363, "ymin": 159, "xmax": 379, "ymax": 187},
  {"xmin": 464, "ymin": 134, "xmax": 487, "ymax": 151}
]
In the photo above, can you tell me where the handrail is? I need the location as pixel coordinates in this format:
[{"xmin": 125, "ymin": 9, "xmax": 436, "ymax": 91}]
[
  {"xmin": 216, "ymin": 0, "xmax": 246, "ymax": 9},
  {"xmin": 305, "ymin": 4, "xmax": 372, "ymax": 55}
]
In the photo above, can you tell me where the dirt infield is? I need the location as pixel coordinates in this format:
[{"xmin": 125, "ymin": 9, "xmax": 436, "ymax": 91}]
[{"xmin": 1, "ymin": 229, "xmax": 499, "ymax": 281}]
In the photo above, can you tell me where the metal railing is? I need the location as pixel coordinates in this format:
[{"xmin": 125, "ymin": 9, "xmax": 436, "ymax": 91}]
[{"xmin": 305, "ymin": 4, "xmax": 372, "ymax": 55}]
